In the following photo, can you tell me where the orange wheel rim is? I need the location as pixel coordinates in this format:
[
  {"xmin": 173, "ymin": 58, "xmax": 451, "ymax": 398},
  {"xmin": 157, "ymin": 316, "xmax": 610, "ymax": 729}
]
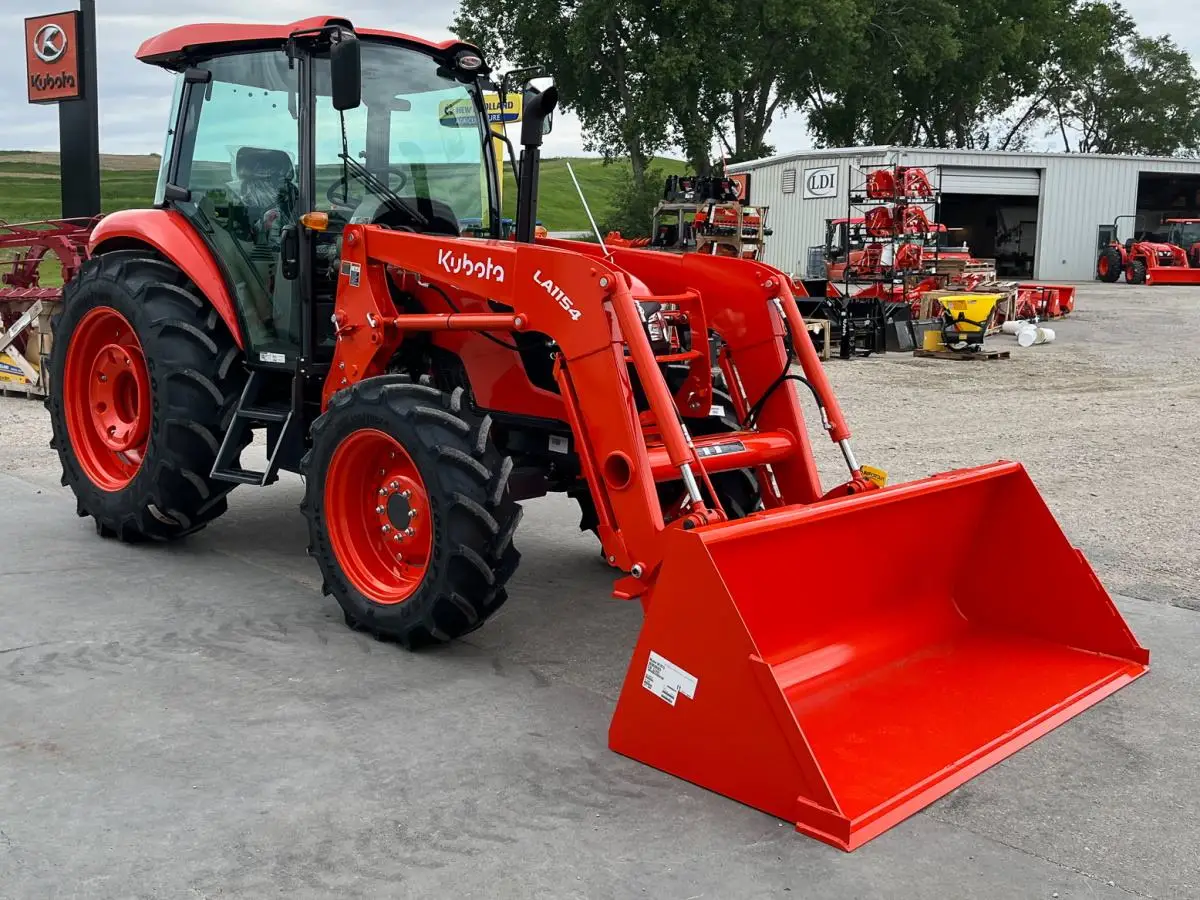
[
  {"xmin": 63, "ymin": 307, "xmax": 150, "ymax": 491},
  {"xmin": 325, "ymin": 429, "xmax": 433, "ymax": 604},
  {"xmin": 1099, "ymin": 256, "xmax": 1108, "ymax": 275}
]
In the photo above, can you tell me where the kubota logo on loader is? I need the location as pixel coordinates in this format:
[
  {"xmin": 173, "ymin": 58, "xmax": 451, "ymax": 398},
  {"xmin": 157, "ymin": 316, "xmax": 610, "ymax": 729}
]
[
  {"xmin": 534, "ymin": 270, "xmax": 582, "ymax": 320},
  {"xmin": 438, "ymin": 248, "xmax": 506, "ymax": 283}
]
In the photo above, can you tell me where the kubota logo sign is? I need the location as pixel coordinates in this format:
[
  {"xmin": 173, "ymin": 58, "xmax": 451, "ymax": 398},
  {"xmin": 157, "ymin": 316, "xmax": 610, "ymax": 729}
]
[
  {"xmin": 33, "ymin": 23, "xmax": 67, "ymax": 62},
  {"xmin": 534, "ymin": 270, "xmax": 582, "ymax": 320},
  {"xmin": 25, "ymin": 12, "xmax": 82, "ymax": 104},
  {"xmin": 438, "ymin": 248, "xmax": 506, "ymax": 283}
]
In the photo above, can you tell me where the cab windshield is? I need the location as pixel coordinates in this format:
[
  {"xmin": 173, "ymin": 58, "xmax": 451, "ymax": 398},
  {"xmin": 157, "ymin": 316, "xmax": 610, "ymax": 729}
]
[
  {"xmin": 1169, "ymin": 221, "xmax": 1200, "ymax": 247},
  {"xmin": 313, "ymin": 42, "xmax": 496, "ymax": 233}
]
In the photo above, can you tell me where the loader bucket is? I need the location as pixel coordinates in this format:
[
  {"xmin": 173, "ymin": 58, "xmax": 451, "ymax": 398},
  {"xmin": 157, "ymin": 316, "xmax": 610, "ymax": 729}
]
[{"xmin": 610, "ymin": 461, "xmax": 1148, "ymax": 851}]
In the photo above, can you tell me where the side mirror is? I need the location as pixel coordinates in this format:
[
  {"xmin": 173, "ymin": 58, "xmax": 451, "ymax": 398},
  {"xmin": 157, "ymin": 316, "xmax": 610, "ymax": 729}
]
[
  {"xmin": 520, "ymin": 77, "xmax": 558, "ymax": 147},
  {"xmin": 330, "ymin": 29, "xmax": 361, "ymax": 111}
]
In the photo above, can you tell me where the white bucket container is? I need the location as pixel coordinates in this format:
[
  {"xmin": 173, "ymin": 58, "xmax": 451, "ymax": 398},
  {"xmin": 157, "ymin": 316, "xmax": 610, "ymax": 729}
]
[
  {"xmin": 1034, "ymin": 326, "xmax": 1056, "ymax": 344},
  {"xmin": 1016, "ymin": 325, "xmax": 1038, "ymax": 347},
  {"xmin": 1001, "ymin": 320, "xmax": 1029, "ymax": 335}
]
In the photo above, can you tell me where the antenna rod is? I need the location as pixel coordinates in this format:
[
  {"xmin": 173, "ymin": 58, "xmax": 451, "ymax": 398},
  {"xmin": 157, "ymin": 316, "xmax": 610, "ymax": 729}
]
[{"xmin": 566, "ymin": 161, "xmax": 611, "ymax": 257}]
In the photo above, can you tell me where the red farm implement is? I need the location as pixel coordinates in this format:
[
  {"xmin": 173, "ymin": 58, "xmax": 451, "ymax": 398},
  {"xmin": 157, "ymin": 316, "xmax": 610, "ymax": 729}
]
[{"xmin": 0, "ymin": 217, "xmax": 97, "ymax": 394}]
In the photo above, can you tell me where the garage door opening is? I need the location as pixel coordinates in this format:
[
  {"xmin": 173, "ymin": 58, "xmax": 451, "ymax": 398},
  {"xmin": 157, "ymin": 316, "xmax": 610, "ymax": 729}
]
[
  {"xmin": 1136, "ymin": 173, "xmax": 1200, "ymax": 239},
  {"xmin": 941, "ymin": 194, "xmax": 1040, "ymax": 279}
]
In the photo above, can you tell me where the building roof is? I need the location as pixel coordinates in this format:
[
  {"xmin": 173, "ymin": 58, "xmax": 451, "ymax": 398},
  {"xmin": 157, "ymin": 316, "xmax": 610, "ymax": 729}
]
[
  {"xmin": 137, "ymin": 16, "xmax": 471, "ymax": 66},
  {"xmin": 727, "ymin": 144, "xmax": 1200, "ymax": 172}
]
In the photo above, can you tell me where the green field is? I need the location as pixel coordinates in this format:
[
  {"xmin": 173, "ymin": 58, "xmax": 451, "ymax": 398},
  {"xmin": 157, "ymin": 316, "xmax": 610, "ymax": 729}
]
[{"xmin": 0, "ymin": 152, "xmax": 685, "ymax": 233}]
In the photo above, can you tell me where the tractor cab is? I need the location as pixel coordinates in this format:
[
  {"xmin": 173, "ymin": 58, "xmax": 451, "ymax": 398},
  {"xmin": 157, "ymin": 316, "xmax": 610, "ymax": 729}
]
[
  {"xmin": 1165, "ymin": 218, "xmax": 1200, "ymax": 266},
  {"xmin": 143, "ymin": 18, "xmax": 525, "ymax": 370}
]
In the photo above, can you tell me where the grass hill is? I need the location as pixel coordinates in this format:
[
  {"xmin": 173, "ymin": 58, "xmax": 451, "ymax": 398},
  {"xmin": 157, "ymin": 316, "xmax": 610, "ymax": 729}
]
[{"xmin": 0, "ymin": 151, "xmax": 687, "ymax": 233}]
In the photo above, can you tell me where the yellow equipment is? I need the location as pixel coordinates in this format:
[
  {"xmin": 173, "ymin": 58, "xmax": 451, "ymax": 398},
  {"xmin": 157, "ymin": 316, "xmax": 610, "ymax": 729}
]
[{"xmin": 927, "ymin": 293, "xmax": 1002, "ymax": 351}]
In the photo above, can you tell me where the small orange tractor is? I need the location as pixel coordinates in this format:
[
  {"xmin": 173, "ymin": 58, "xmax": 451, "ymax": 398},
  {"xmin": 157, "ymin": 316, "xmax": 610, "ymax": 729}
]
[
  {"xmin": 1096, "ymin": 215, "xmax": 1200, "ymax": 285},
  {"xmin": 31, "ymin": 16, "xmax": 1146, "ymax": 850}
]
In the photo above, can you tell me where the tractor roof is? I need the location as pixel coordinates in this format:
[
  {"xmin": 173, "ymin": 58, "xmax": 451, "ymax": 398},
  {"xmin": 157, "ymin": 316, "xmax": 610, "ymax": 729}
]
[{"xmin": 137, "ymin": 16, "xmax": 476, "ymax": 68}]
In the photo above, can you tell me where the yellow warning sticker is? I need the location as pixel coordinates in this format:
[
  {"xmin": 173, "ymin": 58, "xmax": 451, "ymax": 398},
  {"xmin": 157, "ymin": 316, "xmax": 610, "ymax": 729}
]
[{"xmin": 861, "ymin": 465, "xmax": 888, "ymax": 488}]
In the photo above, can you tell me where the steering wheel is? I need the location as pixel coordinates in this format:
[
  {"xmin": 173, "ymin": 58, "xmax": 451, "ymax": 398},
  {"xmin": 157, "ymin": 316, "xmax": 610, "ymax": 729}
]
[{"xmin": 325, "ymin": 164, "xmax": 411, "ymax": 208}]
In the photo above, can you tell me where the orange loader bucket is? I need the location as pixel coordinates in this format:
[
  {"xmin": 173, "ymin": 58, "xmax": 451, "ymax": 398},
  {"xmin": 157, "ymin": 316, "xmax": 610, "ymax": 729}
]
[{"xmin": 610, "ymin": 461, "xmax": 1148, "ymax": 850}]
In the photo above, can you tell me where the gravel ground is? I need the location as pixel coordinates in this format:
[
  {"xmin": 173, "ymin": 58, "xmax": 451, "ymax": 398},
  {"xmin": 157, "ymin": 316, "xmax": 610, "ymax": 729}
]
[{"xmin": 2, "ymin": 281, "xmax": 1196, "ymax": 607}]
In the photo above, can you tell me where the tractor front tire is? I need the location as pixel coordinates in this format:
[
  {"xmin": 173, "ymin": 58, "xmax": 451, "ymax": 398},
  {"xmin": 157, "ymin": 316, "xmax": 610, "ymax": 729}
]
[
  {"xmin": 1127, "ymin": 259, "xmax": 1148, "ymax": 284},
  {"xmin": 46, "ymin": 251, "xmax": 247, "ymax": 541},
  {"xmin": 1097, "ymin": 248, "xmax": 1123, "ymax": 283},
  {"xmin": 302, "ymin": 378, "xmax": 521, "ymax": 648}
]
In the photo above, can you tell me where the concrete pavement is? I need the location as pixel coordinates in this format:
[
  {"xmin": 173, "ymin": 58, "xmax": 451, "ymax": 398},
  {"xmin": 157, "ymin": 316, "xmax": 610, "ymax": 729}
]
[{"xmin": 1, "ymin": 469, "xmax": 1196, "ymax": 899}]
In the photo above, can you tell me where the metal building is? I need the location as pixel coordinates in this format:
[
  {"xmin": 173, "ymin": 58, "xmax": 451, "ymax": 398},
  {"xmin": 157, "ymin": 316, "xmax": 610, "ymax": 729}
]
[{"xmin": 726, "ymin": 146, "xmax": 1200, "ymax": 282}]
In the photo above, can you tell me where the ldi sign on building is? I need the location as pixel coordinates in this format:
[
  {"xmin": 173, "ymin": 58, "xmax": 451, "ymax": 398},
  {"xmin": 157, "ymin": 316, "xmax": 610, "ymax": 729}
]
[
  {"xmin": 26, "ymin": 11, "xmax": 82, "ymax": 103},
  {"xmin": 802, "ymin": 166, "xmax": 838, "ymax": 200}
]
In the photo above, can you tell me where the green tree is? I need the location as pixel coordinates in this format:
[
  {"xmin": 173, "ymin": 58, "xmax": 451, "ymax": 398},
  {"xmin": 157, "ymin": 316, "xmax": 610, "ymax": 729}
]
[
  {"xmin": 454, "ymin": 0, "xmax": 857, "ymax": 179},
  {"xmin": 454, "ymin": 0, "xmax": 671, "ymax": 189},
  {"xmin": 805, "ymin": 0, "xmax": 1066, "ymax": 148},
  {"xmin": 597, "ymin": 165, "xmax": 666, "ymax": 238},
  {"xmin": 1050, "ymin": 31, "xmax": 1200, "ymax": 154},
  {"xmin": 649, "ymin": 0, "xmax": 858, "ymax": 170},
  {"xmin": 989, "ymin": 1, "xmax": 1200, "ymax": 156}
]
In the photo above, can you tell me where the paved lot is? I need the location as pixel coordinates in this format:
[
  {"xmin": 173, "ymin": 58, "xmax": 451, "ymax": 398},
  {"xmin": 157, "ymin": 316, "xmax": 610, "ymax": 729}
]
[{"xmin": 2, "ymin": 283, "xmax": 1199, "ymax": 898}]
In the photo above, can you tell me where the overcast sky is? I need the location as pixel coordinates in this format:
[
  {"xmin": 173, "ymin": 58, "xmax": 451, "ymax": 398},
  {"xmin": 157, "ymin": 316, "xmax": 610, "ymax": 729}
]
[{"xmin": 2, "ymin": 0, "xmax": 1197, "ymax": 159}]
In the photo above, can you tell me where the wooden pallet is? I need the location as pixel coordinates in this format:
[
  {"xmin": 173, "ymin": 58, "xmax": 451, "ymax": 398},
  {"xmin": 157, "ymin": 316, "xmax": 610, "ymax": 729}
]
[
  {"xmin": 0, "ymin": 299, "xmax": 52, "ymax": 398},
  {"xmin": 914, "ymin": 347, "xmax": 1010, "ymax": 361}
]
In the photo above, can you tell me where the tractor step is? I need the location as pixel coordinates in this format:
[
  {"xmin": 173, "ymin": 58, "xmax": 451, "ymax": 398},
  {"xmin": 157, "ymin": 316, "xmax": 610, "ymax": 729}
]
[
  {"xmin": 237, "ymin": 403, "xmax": 290, "ymax": 424},
  {"xmin": 212, "ymin": 467, "xmax": 273, "ymax": 486},
  {"xmin": 210, "ymin": 369, "xmax": 296, "ymax": 487}
]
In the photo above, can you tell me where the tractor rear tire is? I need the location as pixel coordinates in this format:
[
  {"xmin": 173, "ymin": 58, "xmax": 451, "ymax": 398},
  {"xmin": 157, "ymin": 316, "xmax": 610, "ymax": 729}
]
[
  {"xmin": 1097, "ymin": 248, "xmax": 1123, "ymax": 283},
  {"xmin": 1127, "ymin": 259, "xmax": 1148, "ymax": 284},
  {"xmin": 46, "ymin": 251, "xmax": 248, "ymax": 541},
  {"xmin": 302, "ymin": 378, "xmax": 521, "ymax": 648}
]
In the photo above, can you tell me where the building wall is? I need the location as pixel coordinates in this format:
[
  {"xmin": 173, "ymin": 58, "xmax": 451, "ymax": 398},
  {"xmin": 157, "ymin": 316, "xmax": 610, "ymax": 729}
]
[
  {"xmin": 735, "ymin": 149, "xmax": 887, "ymax": 273},
  {"xmin": 730, "ymin": 147, "xmax": 1200, "ymax": 282}
]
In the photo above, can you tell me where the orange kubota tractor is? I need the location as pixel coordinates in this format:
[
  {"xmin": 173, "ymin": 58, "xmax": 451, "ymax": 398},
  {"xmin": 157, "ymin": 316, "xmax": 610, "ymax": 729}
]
[
  {"xmin": 44, "ymin": 17, "xmax": 1148, "ymax": 850},
  {"xmin": 1096, "ymin": 214, "xmax": 1200, "ymax": 285}
]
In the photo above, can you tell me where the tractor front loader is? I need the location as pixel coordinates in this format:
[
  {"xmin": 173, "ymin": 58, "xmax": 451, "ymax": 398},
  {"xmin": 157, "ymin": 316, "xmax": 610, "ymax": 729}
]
[{"xmin": 43, "ymin": 16, "xmax": 1147, "ymax": 850}]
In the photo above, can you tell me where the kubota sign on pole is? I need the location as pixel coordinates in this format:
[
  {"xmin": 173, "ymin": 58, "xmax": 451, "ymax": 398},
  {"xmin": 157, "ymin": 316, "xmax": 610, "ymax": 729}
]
[
  {"xmin": 25, "ymin": 10, "xmax": 82, "ymax": 103},
  {"xmin": 23, "ymin": 2, "xmax": 100, "ymax": 218}
]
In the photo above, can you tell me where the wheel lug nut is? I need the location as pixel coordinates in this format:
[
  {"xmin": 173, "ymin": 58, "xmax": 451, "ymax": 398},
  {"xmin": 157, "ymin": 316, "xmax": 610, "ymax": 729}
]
[
  {"xmin": 390, "ymin": 481, "xmax": 399, "ymax": 490},
  {"xmin": 376, "ymin": 506, "xmax": 384, "ymax": 514},
  {"xmin": 381, "ymin": 524, "xmax": 391, "ymax": 534},
  {"xmin": 404, "ymin": 527, "xmax": 414, "ymax": 536},
  {"xmin": 408, "ymin": 510, "xmax": 416, "ymax": 520},
  {"xmin": 401, "ymin": 489, "xmax": 411, "ymax": 499},
  {"xmin": 378, "ymin": 488, "xmax": 387, "ymax": 496},
  {"xmin": 393, "ymin": 534, "xmax": 402, "ymax": 542}
]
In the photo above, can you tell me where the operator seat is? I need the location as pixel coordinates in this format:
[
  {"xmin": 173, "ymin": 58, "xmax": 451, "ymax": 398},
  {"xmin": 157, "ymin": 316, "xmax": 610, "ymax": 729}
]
[
  {"xmin": 232, "ymin": 147, "xmax": 299, "ymax": 346},
  {"xmin": 234, "ymin": 146, "xmax": 297, "ymax": 229}
]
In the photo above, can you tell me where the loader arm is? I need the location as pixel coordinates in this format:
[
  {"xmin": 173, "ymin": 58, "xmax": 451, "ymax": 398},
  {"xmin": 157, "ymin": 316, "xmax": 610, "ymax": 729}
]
[{"xmin": 327, "ymin": 225, "xmax": 869, "ymax": 584}]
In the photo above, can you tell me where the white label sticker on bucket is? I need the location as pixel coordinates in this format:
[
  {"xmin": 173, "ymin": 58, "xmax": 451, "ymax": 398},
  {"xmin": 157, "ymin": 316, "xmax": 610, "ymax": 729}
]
[{"xmin": 643, "ymin": 651, "xmax": 698, "ymax": 707}]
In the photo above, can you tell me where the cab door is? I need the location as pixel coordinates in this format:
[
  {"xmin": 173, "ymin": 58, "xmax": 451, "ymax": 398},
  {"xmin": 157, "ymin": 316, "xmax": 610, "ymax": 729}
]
[{"xmin": 166, "ymin": 48, "xmax": 303, "ymax": 367}]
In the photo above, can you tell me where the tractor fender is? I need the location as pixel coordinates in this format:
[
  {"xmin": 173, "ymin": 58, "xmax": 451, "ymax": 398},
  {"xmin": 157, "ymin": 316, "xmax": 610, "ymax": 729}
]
[{"xmin": 88, "ymin": 209, "xmax": 244, "ymax": 348}]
